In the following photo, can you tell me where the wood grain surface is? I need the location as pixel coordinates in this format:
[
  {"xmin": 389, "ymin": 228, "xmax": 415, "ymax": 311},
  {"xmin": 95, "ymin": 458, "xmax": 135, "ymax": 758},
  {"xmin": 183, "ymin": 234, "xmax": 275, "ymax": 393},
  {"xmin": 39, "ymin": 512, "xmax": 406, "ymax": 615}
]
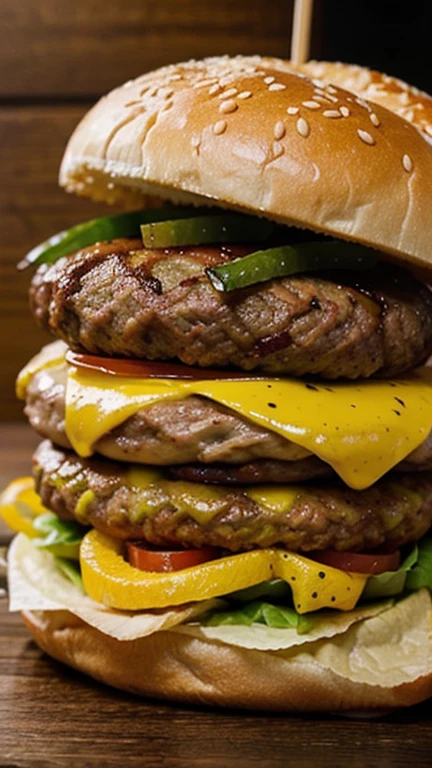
[
  {"xmin": 0, "ymin": 0, "xmax": 294, "ymax": 99},
  {"xmin": 0, "ymin": 0, "xmax": 296, "ymax": 422},
  {"xmin": 1, "ymin": 424, "xmax": 432, "ymax": 767},
  {"xmin": 0, "ymin": 106, "xmax": 111, "ymax": 420}
]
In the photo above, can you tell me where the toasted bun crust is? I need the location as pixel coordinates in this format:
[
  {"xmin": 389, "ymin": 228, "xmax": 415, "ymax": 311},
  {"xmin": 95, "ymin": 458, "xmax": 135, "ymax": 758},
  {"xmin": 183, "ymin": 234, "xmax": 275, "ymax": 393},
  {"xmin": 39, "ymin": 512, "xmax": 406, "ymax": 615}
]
[
  {"xmin": 22, "ymin": 609, "xmax": 432, "ymax": 712},
  {"xmin": 59, "ymin": 55, "xmax": 432, "ymax": 273},
  {"xmin": 288, "ymin": 60, "xmax": 432, "ymax": 141}
]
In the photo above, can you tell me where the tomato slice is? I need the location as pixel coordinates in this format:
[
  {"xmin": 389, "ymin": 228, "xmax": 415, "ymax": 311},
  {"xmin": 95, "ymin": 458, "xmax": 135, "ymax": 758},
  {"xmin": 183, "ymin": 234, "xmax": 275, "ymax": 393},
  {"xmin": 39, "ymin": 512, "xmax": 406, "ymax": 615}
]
[
  {"xmin": 126, "ymin": 542, "xmax": 222, "ymax": 572},
  {"xmin": 310, "ymin": 549, "xmax": 400, "ymax": 574},
  {"xmin": 66, "ymin": 350, "xmax": 264, "ymax": 380}
]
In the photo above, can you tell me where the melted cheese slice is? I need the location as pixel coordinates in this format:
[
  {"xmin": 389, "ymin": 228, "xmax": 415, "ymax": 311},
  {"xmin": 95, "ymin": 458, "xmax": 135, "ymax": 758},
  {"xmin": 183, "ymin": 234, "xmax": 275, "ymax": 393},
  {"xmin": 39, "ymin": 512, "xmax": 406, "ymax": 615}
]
[
  {"xmin": 65, "ymin": 363, "xmax": 432, "ymax": 491},
  {"xmin": 17, "ymin": 342, "xmax": 432, "ymax": 491}
]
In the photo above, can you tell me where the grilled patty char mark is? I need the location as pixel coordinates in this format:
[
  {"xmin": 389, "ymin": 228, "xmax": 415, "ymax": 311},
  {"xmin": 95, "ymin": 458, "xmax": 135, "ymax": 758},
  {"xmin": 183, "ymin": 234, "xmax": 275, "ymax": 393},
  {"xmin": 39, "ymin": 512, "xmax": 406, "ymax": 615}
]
[
  {"xmin": 34, "ymin": 441, "xmax": 432, "ymax": 554},
  {"xmin": 30, "ymin": 239, "xmax": 432, "ymax": 379}
]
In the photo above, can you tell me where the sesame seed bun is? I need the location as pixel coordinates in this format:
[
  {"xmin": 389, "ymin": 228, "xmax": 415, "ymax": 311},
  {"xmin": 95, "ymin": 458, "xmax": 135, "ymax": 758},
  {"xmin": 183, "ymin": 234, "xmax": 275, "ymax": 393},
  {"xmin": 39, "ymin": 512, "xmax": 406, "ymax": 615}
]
[
  {"xmin": 21, "ymin": 608, "xmax": 432, "ymax": 712},
  {"xmin": 59, "ymin": 55, "xmax": 432, "ymax": 273},
  {"xmin": 286, "ymin": 60, "xmax": 432, "ymax": 142}
]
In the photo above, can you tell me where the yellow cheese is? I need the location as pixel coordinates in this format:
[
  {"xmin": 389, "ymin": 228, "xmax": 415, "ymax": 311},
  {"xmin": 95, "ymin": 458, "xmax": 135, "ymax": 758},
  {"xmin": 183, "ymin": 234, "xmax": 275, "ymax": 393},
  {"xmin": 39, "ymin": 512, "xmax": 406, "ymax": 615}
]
[
  {"xmin": 16, "ymin": 342, "xmax": 432, "ymax": 490},
  {"xmin": 65, "ymin": 364, "xmax": 432, "ymax": 490},
  {"xmin": 16, "ymin": 340, "xmax": 67, "ymax": 400}
]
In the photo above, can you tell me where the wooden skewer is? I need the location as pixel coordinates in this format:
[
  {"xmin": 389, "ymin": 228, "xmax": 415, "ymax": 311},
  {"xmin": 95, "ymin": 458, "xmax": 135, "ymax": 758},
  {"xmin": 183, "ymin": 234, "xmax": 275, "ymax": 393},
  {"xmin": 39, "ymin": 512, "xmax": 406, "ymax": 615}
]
[{"xmin": 291, "ymin": 0, "xmax": 314, "ymax": 65}]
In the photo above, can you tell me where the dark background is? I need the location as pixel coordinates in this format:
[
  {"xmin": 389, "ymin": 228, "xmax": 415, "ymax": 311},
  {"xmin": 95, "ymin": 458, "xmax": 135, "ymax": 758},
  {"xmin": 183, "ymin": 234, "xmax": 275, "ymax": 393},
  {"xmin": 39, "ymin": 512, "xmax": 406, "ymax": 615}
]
[
  {"xmin": 1, "ymin": 0, "xmax": 431, "ymax": 419},
  {"xmin": 317, "ymin": 0, "xmax": 431, "ymax": 93}
]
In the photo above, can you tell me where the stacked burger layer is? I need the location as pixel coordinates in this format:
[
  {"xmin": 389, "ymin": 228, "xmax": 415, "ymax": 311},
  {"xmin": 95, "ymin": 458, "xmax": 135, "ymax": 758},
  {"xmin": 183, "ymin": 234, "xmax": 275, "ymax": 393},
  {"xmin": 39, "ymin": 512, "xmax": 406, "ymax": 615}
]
[{"xmin": 5, "ymin": 56, "xmax": 432, "ymax": 711}]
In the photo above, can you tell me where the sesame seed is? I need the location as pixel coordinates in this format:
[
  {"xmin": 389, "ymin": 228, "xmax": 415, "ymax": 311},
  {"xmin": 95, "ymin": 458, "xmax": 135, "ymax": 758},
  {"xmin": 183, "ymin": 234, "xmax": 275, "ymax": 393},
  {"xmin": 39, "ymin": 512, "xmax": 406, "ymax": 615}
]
[
  {"xmin": 191, "ymin": 135, "xmax": 200, "ymax": 148},
  {"xmin": 269, "ymin": 83, "xmax": 286, "ymax": 91},
  {"xmin": 168, "ymin": 74, "xmax": 182, "ymax": 81},
  {"xmin": 323, "ymin": 109, "xmax": 341, "ymax": 118},
  {"xmin": 274, "ymin": 120, "xmax": 285, "ymax": 140},
  {"xmin": 213, "ymin": 120, "xmax": 227, "ymax": 135},
  {"xmin": 287, "ymin": 106, "xmax": 299, "ymax": 115},
  {"xmin": 209, "ymin": 83, "xmax": 221, "ymax": 95},
  {"xmin": 193, "ymin": 79, "xmax": 217, "ymax": 89},
  {"xmin": 369, "ymin": 112, "xmax": 381, "ymax": 127},
  {"xmin": 107, "ymin": 182, "xmax": 115, "ymax": 190},
  {"xmin": 356, "ymin": 97, "xmax": 370, "ymax": 110},
  {"xmin": 264, "ymin": 76, "xmax": 275, "ymax": 84},
  {"xmin": 399, "ymin": 92, "xmax": 410, "ymax": 106},
  {"xmin": 312, "ymin": 79, "xmax": 326, "ymax": 89},
  {"xmin": 238, "ymin": 90, "xmax": 252, "ymax": 100},
  {"xmin": 302, "ymin": 100, "xmax": 321, "ymax": 110},
  {"xmin": 326, "ymin": 85, "xmax": 338, "ymax": 94},
  {"xmin": 296, "ymin": 117, "xmax": 310, "ymax": 137},
  {"xmin": 357, "ymin": 129, "xmax": 375, "ymax": 145},
  {"xmin": 340, "ymin": 105, "xmax": 350, "ymax": 117},
  {"xmin": 402, "ymin": 108, "xmax": 415, "ymax": 123},
  {"xmin": 219, "ymin": 99, "xmax": 238, "ymax": 114},
  {"xmin": 325, "ymin": 93, "xmax": 339, "ymax": 103},
  {"xmin": 313, "ymin": 95, "xmax": 332, "ymax": 104},
  {"xmin": 402, "ymin": 154, "xmax": 413, "ymax": 172},
  {"xmin": 219, "ymin": 75, "xmax": 234, "ymax": 87},
  {"xmin": 218, "ymin": 88, "xmax": 238, "ymax": 99},
  {"xmin": 273, "ymin": 141, "xmax": 284, "ymax": 158}
]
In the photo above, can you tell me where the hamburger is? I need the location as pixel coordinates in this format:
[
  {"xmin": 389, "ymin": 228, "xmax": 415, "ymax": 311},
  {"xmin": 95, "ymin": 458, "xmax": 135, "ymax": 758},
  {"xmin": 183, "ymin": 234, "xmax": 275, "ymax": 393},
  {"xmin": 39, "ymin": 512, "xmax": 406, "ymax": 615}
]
[{"xmin": 3, "ymin": 55, "xmax": 432, "ymax": 713}]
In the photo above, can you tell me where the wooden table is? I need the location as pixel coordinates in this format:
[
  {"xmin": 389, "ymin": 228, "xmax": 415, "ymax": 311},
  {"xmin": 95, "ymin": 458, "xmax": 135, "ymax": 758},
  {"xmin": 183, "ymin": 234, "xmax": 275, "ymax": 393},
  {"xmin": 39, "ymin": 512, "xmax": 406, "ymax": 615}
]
[{"xmin": 1, "ymin": 424, "xmax": 432, "ymax": 767}]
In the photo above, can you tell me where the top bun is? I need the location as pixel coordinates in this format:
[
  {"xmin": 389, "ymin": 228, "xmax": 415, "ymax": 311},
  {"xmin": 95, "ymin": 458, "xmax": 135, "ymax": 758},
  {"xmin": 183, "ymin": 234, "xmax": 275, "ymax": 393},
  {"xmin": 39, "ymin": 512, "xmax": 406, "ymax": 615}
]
[
  {"xmin": 59, "ymin": 55, "xmax": 432, "ymax": 272},
  {"xmin": 287, "ymin": 60, "xmax": 432, "ymax": 142}
]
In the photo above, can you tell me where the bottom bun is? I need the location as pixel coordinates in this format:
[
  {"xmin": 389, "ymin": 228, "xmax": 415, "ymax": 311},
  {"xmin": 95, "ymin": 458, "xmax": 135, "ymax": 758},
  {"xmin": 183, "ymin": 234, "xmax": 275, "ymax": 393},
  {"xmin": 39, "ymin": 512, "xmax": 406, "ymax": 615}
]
[{"xmin": 21, "ymin": 609, "xmax": 432, "ymax": 712}]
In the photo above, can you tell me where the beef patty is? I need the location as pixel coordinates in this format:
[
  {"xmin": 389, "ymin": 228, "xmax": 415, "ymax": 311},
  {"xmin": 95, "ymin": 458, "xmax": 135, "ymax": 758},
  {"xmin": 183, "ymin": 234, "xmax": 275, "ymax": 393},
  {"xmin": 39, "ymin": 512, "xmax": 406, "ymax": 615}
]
[
  {"xmin": 25, "ymin": 362, "xmax": 432, "ymax": 477},
  {"xmin": 34, "ymin": 440, "xmax": 432, "ymax": 553},
  {"xmin": 29, "ymin": 239, "xmax": 432, "ymax": 379}
]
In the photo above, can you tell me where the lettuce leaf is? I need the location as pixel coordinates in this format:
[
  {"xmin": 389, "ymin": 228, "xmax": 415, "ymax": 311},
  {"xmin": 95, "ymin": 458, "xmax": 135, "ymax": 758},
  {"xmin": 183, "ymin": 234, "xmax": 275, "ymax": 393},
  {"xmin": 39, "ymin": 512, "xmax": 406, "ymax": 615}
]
[
  {"xmin": 32, "ymin": 513, "xmax": 87, "ymax": 560},
  {"xmin": 289, "ymin": 589, "xmax": 432, "ymax": 688},
  {"xmin": 202, "ymin": 599, "xmax": 314, "ymax": 633},
  {"xmin": 361, "ymin": 546, "xmax": 418, "ymax": 600},
  {"xmin": 177, "ymin": 600, "xmax": 393, "ymax": 651},
  {"xmin": 55, "ymin": 557, "xmax": 84, "ymax": 590},
  {"xmin": 406, "ymin": 537, "xmax": 432, "ymax": 591}
]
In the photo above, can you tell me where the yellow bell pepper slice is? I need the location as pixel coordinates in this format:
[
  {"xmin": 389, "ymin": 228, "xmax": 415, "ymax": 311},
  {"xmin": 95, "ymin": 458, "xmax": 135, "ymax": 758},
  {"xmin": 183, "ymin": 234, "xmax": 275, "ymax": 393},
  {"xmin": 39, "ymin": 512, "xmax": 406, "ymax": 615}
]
[
  {"xmin": 0, "ymin": 477, "xmax": 47, "ymax": 537},
  {"xmin": 81, "ymin": 529, "xmax": 368, "ymax": 613}
]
